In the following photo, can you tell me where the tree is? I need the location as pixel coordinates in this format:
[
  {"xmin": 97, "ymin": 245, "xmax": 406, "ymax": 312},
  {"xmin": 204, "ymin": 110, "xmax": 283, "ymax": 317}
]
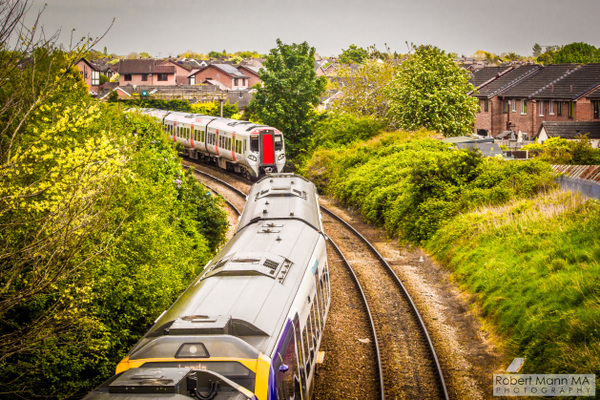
[
  {"xmin": 330, "ymin": 59, "xmax": 397, "ymax": 125},
  {"xmin": 385, "ymin": 45, "xmax": 479, "ymax": 137},
  {"xmin": 0, "ymin": 2, "xmax": 227, "ymax": 397},
  {"xmin": 339, "ymin": 44, "xmax": 369, "ymax": 64},
  {"xmin": 247, "ymin": 39, "xmax": 327, "ymax": 159},
  {"xmin": 552, "ymin": 42, "xmax": 599, "ymax": 64},
  {"xmin": 532, "ymin": 43, "xmax": 542, "ymax": 58}
]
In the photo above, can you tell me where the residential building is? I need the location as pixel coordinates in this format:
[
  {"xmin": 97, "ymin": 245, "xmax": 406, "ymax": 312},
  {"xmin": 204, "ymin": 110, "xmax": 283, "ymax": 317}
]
[
  {"xmin": 237, "ymin": 64, "xmax": 262, "ymax": 88},
  {"xmin": 473, "ymin": 63, "xmax": 600, "ymax": 140},
  {"xmin": 111, "ymin": 59, "xmax": 177, "ymax": 86},
  {"xmin": 188, "ymin": 64, "xmax": 250, "ymax": 90},
  {"xmin": 473, "ymin": 64, "xmax": 541, "ymax": 137},
  {"xmin": 76, "ymin": 58, "xmax": 103, "ymax": 94}
]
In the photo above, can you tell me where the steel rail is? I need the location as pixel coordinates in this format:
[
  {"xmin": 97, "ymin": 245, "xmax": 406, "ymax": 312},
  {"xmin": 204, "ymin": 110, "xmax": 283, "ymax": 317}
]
[
  {"xmin": 320, "ymin": 205, "xmax": 450, "ymax": 400},
  {"xmin": 327, "ymin": 237, "xmax": 386, "ymax": 400}
]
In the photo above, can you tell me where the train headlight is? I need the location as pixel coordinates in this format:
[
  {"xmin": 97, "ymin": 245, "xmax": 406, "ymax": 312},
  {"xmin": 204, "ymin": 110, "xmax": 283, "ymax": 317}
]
[
  {"xmin": 175, "ymin": 343, "xmax": 209, "ymax": 358},
  {"xmin": 248, "ymin": 154, "xmax": 257, "ymax": 162},
  {"xmin": 277, "ymin": 153, "xmax": 285, "ymax": 161}
]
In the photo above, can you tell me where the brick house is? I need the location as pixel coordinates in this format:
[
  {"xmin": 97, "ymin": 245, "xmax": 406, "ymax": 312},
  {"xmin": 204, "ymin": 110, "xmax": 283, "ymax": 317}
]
[
  {"xmin": 530, "ymin": 63, "xmax": 600, "ymax": 126},
  {"xmin": 111, "ymin": 59, "xmax": 177, "ymax": 86},
  {"xmin": 473, "ymin": 63, "xmax": 600, "ymax": 139},
  {"xmin": 237, "ymin": 64, "xmax": 262, "ymax": 88},
  {"xmin": 188, "ymin": 64, "xmax": 249, "ymax": 90},
  {"xmin": 76, "ymin": 58, "xmax": 103, "ymax": 93},
  {"xmin": 473, "ymin": 65, "xmax": 541, "ymax": 137},
  {"xmin": 498, "ymin": 64, "xmax": 579, "ymax": 139}
]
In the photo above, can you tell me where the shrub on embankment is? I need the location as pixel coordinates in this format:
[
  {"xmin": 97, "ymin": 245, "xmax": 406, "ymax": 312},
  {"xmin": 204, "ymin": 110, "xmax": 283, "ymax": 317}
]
[{"xmin": 302, "ymin": 129, "xmax": 599, "ymax": 381}]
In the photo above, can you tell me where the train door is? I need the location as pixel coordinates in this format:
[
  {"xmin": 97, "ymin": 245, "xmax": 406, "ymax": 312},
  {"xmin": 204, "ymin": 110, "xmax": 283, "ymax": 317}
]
[
  {"xmin": 275, "ymin": 317, "xmax": 303, "ymax": 400},
  {"xmin": 260, "ymin": 129, "xmax": 275, "ymax": 165}
]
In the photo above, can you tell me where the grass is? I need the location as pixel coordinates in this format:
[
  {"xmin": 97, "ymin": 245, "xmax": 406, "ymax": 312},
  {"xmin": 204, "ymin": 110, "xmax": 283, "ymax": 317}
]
[{"xmin": 427, "ymin": 190, "xmax": 600, "ymax": 385}]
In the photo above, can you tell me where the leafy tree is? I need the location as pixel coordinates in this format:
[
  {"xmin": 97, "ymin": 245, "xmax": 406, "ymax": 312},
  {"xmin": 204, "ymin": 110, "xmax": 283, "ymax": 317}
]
[
  {"xmin": 247, "ymin": 39, "xmax": 327, "ymax": 159},
  {"xmin": 385, "ymin": 45, "xmax": 479, "ymax": 137},
  {"xmin": 190, "ymin": 100, "xmax": 239, "ymax": 118},
  {"xmin": 331, "ymin": 59, "xmax": 397, "ymax": 126},
  {"xmin": 552, "ymin": 42, "xmax": 599, "ymax": 64},
  {"xmin": 532, "ymin": 43, "xmax": 542, "ymax": 58},
  {"xmin": 0, "ymin": 2, "xmax": 228, "ymax": 397},
  {"xmin": 339, "ymin": 44, "xmax": 369, "ymax": 64}
]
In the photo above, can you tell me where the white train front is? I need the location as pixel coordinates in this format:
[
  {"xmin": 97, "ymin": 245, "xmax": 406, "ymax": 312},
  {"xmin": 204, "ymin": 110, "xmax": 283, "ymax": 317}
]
[
  {"xmin": 142, "ymin": 109, "xmax": 286, "ymax": 180},
  {"xmin": 84, "ymin": 174, "xmax": 330, "ymax": 400}
]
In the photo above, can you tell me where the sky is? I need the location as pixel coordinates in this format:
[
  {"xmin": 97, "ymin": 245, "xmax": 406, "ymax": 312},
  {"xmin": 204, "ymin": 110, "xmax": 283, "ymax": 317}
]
[{"xmin": 25, "ymin": 0, "xmax": 600, "ymax": 58}]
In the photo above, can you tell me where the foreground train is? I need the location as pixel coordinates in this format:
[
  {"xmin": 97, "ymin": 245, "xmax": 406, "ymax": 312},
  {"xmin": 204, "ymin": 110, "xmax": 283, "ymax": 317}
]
[
  {"xmin": 141, "ymin": 109, "xmax": 286, "ymax": 180},
  {"xmin": 85, "ymin": 174, "xmax": 330, "ymax": 400}
]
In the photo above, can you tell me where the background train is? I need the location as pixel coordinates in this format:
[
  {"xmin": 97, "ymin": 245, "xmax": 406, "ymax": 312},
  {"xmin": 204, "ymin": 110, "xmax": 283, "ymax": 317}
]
[
  {"xmin": 141, "ymin": 109, "xmax": 286, "ymax": 180},
  {"xmin": 84, "ymin": 173, "xmax": 330, "ymax": 400}
]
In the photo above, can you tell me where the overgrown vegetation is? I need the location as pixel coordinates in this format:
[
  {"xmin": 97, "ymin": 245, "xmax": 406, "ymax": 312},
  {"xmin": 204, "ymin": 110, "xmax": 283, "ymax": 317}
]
[
  {"xmin": 522, "ymin": 136, "xmax": 600, "ymax": 165},
  {"xmin": 0, "ymin": 2, "xmax": 227, "ymax": 398},
  {"xmin": 114, "ymin": 98, "xmax": 240, "ymax": 118},
  {"xmin": 428, "ymin": 191, "xmax": 600, "ymax": 377},
  {"xmin": 302, "ymin": 131, "xmax": 555, "ymax": 243}
]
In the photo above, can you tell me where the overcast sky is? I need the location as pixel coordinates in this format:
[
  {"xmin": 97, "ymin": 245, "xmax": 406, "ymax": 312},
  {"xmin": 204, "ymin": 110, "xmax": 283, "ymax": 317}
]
[{"xmin": 26, "ymin": 0, "xmax": 599, "ymax": 58}]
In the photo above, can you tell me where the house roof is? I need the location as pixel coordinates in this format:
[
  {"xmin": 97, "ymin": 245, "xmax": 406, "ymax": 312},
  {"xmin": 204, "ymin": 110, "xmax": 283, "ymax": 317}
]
[
  {"xmin": 475, "ymin": 65, "xmax": 541, "ymax": 99},
  {"xmin": 114, "ymin": 59, "xmax": 176, "ymax": 75},
  {"xmin": 587, "ymin": 87, "xmax": 600, "ymax": 100},
  {"xmin": 238, "ymin": 64, "xmax": 261, "ymax": 77},
  {"xmin": 469, "ymin": 66, "xmax": 513, "ymax": 88},
  {"xmin": 77, "ymin": 58, "xmax": 101, "ymax": 72},
  {"xmin": 532, "ymin": 63, "xmax": 600, "ymax": 100},
  {"xmin": 501, "ymin": 64, "xmax": 579, "ymax": 99},
  {"xmin": 536, "ymin": 121, "xmax": 600, "ymax": 140},
  {"xmin": 192, "ymin": 64, "xmax": 249, "ymax": 79}
]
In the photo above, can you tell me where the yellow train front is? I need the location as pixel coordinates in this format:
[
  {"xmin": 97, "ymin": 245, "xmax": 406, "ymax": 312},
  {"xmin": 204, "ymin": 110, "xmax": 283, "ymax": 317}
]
[{"xmin": 84, "ymin": 174, "xmax": 330, "ymax": 400}]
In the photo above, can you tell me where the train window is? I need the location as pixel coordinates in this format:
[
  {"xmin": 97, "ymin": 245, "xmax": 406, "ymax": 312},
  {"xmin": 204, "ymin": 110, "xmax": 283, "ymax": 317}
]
[
  {"xmin": 313, "ymin": 298, "xmax": 321, "ymax": 334},
  {"xmin": 275, "ymin": 134, "xmax": 283, "ymax": 150},
  {"xmin": 201, "ymin": 130, "xmax": 205, "ymax": 142},
  {"xmin": 243, "ymin": 140, "xmax": 247, "ymax": 153},
  {"xmin": 250, "ymin": 136, "xmax": 258, "ymax": 152},
  {"xmin": 228, "ymin": 138, "xmax": 232, "ymax": 150}
]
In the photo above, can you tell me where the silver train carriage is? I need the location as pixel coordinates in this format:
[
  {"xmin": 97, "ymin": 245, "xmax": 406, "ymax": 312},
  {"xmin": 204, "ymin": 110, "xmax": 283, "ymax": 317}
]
[
  {"xmin": 84, "ymin": 174, "xmax": 330, "ymax": 400},
  {"xmin": 142, "ymin": 109, "xmax": 286, "ymax": 180}
]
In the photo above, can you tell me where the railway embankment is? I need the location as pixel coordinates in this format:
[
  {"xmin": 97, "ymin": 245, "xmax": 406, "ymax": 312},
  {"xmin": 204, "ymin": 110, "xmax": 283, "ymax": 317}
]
[{"xmin": 301, "ymin": 130, "xmax": 600, "ymax": 394}]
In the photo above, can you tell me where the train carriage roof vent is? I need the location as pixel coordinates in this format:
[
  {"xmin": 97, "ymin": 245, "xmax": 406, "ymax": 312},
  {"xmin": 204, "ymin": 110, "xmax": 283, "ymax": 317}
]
[
  {"xmin": 164, "ymin": 315, "xmax": 268, "ymax": 337},
  {"xmin": 201, "ymin": 252, "xmax": 292, "ymax": 281}
]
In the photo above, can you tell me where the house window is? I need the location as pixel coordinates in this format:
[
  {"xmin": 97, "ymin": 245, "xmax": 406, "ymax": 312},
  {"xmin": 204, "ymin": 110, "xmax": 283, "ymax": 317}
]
[
  {"xmin": 512, "ymin": 100, "xmax": 517, "ymax": 113},
  {"xmin": 91, "ymin": 70, "xmax": 100, "ymax": 86},
  {"xmin": 141, "ymin": 74, "xmax": 148, "ymax": 81},
  {"xmin": 557, "ymin": 101, "xmax": 562, "ymax": 116},
  {"xmin": 538, "ymin": 100, "xmax": 544, "ymax": 116},
  {"xmin": 521, "ymin": 99, "xmax": 527, "ymax": 115},
  {"xmin": 549, "ymin": 101, "xmax": 554, "ymax": 115},
  {"xmin": 568, "ymin": 102, "xmax": 574, "ymax": 119},
  {"xmin": 157, "ymin": 74, "xmax": 168, "ymax": 81},
  {"xmin": 234, "ymin": 78, "xmax": 239, "ymax": 86},
  {"xmin": 503, "ymin": 100, "xmax": 508, "ymax": 113},
  {"xmin": 189, "ymin": 76, "xmax": 196, "ymax": 85},
  {"xmin": 124, "ymin": 74, "xmax": 132, "ymax": 81},
  {"xmin": 594, "ymin": 101, "xmax": 599, "ymax": 119},
  {"xmin": 484, "ymin": 99, "xmax": 489, "ymax": 112}
]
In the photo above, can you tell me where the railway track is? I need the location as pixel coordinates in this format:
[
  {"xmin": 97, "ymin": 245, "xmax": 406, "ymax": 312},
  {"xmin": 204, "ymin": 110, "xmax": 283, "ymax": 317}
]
[{"xmin": 187, "ymin": 163, "xmax": 449, "ymax": 400}]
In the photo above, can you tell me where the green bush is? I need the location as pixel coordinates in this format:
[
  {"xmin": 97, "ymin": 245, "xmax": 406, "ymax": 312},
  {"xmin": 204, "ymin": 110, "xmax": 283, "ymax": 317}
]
[{"xmin": 303, "ymin": 131, "xmax": 555, "ymax": 243}]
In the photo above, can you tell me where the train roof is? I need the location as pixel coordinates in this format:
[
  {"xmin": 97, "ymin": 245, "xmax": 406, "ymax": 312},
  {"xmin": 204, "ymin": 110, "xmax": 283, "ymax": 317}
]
[
  {"xmin": 237, "ymin": 174, "xmax": 323, "ymax": 233},
  {"xmin": 126, "ymin": 175, "xmax": 324, "ymax": 361},
  {"xmin": 157, "ymin": 110, "xmax": 277, "ymax": 133}
]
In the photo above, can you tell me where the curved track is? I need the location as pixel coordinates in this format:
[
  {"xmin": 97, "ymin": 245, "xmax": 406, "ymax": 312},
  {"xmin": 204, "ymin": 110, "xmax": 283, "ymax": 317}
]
[{"xmin": 188, "ymin": 165, "xmax": 448, "ymax": 400}]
